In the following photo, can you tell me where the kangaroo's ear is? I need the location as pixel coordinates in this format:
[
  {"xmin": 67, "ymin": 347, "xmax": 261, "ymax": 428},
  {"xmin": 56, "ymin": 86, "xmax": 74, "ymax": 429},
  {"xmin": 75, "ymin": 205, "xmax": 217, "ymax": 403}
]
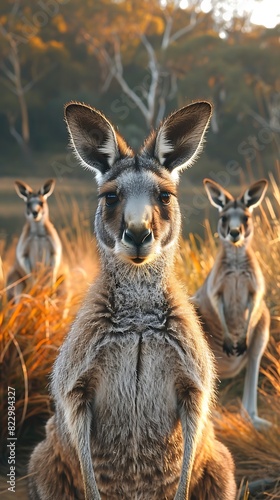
[
  {"xmin": 142, "ymin": 101, "xmax": 212, "ymax": 181},
  {"xmin": 14, "ymin": 180, "xmax": 33, "ymax": 201},
  {"xmin": 204, "ymin": 178, "xmax": 233, "ymax": 211},
  {"xmin": 40, "ymin": 179, "xmax": 55, "ymax": 199},
  {"xmin": 240, "ymin": 179, "xmax": 268, "ymax": 211},
  {"xmin": 64, "ymin": 103, "xmax": 133, "ymax": 183}
]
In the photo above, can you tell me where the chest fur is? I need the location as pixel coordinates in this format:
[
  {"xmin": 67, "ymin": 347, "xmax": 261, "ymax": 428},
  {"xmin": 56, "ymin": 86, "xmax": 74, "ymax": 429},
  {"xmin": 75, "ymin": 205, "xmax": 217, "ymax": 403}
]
[
  {"xmin": 26, "ymin": 234, "xmax": 53, "ymax": 268},
  {"xmin": 89, "ymin": 332, "xmax": 183, "ymax": 496}
]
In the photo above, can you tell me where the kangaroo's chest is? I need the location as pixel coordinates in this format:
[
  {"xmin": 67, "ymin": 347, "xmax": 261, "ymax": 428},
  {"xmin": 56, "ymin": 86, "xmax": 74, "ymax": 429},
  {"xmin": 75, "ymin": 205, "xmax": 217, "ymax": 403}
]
[
  {"xmin": 27, "ymin": 235, "xmax": 53, "ymax": 268},
  {"xmin": 93, "ymin": 332, "xmax": 178, "ymax": 441},
  {"xmin": 91, "ymin": 332, "xmax": 182, "ymax": 496},
  {"xmin": 222, "ymin": 271, "xmax": 251, "ymax": 314}
]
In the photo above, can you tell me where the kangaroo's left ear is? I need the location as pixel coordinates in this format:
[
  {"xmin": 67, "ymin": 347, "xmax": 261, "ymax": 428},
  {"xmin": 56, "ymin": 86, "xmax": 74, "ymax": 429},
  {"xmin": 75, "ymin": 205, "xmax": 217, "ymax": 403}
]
[
  {"xmin": 40, "ymin": 179, "xmax": 55, "ymax": 199},
  {"xmin": 142, "ymin": 101, "xmax": 212, "ymax": 181},
  {"xmin": 14, "ymin": 180, "xmax": 33, "ymax": 201},
  {"xmin": 203, "ymin": 178, "xmax": 233, "ymax": 211},
  {"xmin": 240, "ymin": 179, "xmax": 268, "ymax": 211}
]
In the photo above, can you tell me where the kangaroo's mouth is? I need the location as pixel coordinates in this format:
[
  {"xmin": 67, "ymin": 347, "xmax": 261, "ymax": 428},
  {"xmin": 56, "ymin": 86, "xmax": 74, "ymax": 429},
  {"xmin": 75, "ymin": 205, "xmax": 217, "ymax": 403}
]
[
  {"xmin": 231, "ymin": 237, "xmax": 240, "ymax": 244},
  {"xmin": 227, "ymin": 233, "xmax": 244, "ymax": 245},
  {"xmin": 131, "ymin": 257, "xmax": 146, "ymax": 264}
]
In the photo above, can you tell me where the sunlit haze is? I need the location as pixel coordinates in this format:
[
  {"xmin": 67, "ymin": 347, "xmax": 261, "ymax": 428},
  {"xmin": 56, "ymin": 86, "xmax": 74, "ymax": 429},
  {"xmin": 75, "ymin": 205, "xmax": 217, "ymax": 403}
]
[{"xmin": 179, "ymin": 0, "xmax": 280, "ymax": 29}]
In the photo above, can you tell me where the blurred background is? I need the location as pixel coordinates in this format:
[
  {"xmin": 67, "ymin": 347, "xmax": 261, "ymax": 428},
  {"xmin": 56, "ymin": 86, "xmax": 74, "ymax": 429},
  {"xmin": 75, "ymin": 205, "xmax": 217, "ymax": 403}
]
[
  {"xmin": 1, "ymin": 3, "xmax": 280, "ymax": 498},
  {"xmin": 0, "ymin": 0, "xmax": 280, "ymax": 239}
]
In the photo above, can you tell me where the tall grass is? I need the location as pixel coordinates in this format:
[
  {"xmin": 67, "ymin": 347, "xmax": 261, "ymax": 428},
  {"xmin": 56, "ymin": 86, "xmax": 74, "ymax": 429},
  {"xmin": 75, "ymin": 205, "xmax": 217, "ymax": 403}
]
[
  {"xmin": 0, "ymin": 197, "xmax": 99, "ymax": 452},
  {"xmin": 0, "ymin": 176, "xmax": 280, "ymax": 498}
]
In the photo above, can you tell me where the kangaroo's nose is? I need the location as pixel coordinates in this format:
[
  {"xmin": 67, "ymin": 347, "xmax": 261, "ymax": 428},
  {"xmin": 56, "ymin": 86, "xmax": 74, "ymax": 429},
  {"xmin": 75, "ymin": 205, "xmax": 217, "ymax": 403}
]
[
  {"xmin": 123, "ymin": 227, "xmax": 153, "ymax": 247},
  {"xmin": 229, "ymin": 229, "xmax": 240, "ymax": 239},
  {"xmin": 33, "ymin": 211, "xmax": 38, "ymax": 218}
]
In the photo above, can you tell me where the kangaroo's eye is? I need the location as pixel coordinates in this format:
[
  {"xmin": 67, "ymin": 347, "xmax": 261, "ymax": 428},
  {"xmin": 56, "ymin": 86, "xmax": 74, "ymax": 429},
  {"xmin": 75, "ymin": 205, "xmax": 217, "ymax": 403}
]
[
  {"xmin": 221, "ymin": 215, "xmax": 227, "ymax": 223},
  {"xmin": 159, "ymin": 192, "xmax": 171, "ymax": 205},
  {"xmin": 243, "ymin": 215, "xmax": 249, "ymax": 223},
  {"xmin": 105, "ymin": 193, "xmax": 119, "ymax": 207}
]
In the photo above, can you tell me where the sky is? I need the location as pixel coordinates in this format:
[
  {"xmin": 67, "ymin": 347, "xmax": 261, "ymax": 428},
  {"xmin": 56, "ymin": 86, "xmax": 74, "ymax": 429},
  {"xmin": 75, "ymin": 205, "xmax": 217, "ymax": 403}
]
[
  {"xmin": 249, "ymin": 0, "xmax": 280, "ymax": 28},
  {"xmin": 179, "ymin": 0, "xmax": 280, "ymax": 29}
]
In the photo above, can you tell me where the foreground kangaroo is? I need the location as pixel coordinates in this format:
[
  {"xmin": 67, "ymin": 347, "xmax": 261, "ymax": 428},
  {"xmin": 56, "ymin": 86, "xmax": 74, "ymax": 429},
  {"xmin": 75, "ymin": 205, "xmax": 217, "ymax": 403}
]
[
  {"xmin": 28, "ymin": 102, "xmax": 236, "ymax": 499},
  {"xmin": 193, "ymin": 178, "xmax": 270, "ymax": 430},
  {"xmin": 7, "ymin": 179, "xmax": 62, "ymax": 300}
]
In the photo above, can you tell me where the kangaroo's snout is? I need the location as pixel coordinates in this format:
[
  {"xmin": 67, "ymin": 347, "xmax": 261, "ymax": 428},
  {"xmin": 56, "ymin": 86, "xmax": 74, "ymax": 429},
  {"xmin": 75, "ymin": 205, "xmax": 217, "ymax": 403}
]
[
  {"xmin": 229, "ymin": 228, "xmax": 240, "ymax": 242},
  {"xmin": 123, "ymin": 227, "xmax": 153, "ymax": 248}
]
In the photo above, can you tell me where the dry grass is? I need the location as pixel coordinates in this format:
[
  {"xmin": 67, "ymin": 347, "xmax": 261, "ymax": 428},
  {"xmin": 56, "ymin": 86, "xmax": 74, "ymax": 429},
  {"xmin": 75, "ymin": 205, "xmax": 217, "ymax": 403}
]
[
  {"xmin": 0, "ymin": 176, "xmax": 280, "ymax": 498},
  {"xmin": 0, "ymin": 197, "xmax": 99, "ymax": 452},
  {"xmin": 177, "ymin": 173, "xmax": 280, "ymax": 499}
]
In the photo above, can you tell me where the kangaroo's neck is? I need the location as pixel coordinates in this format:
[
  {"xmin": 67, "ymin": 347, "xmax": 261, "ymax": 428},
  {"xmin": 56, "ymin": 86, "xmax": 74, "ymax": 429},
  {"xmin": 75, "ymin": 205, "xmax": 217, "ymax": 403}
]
[
  {"xmin": 220, "ymin": 239, "xmax": 253, "ymax": 268},
  {"xmin": 100, "ymin": 250, "xmax": 174, "ymax": 311},
  {"xmin": 28, "ymin": 216, "xmax": 50, "ymax": 236}
]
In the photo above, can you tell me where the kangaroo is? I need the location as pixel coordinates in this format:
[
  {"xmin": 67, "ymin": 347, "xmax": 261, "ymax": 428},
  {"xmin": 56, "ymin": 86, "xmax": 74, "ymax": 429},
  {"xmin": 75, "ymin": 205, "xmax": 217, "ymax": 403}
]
[
  {"xmin": 28, "ymin": 102, "xmax": 236, "ymax": 500},
  {"xmin": 192, "ymin": 178, "xmax": 270, "ymax": 430},
  {"xmin": 7, "ymin": 179, "xmax": 62, "ymax": 300}
]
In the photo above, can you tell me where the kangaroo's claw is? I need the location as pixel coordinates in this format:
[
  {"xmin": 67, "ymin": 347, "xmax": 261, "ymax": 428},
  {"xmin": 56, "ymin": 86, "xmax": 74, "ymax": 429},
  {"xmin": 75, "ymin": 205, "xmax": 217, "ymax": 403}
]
[
  {"xmin": 223, "ymin": 338, "xmax": 235, "ymax": 356},
  {"xmin": 235, "ymin": 339, "xmax": 247, "ymax": 356}
]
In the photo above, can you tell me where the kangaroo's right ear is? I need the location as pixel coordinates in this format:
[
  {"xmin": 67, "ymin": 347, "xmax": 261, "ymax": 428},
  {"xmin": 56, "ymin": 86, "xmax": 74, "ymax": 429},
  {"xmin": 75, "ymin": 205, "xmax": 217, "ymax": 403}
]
[
  {"xmin": 64, "ymin": 103, "xmax": 133, "ymax": 183},
  {"xmin": 142, "ymin": 101, "xmax": 212, "ymax": 182},
  {"xmin": 203, "ymin": 178, "xmax": 233, "ymax": 211},
  {"xmin": 14, "ymin": 180, "xmax": 33, "ymax": 201},
  {"xmin": 40, "ymin": 179, "xmax": 55, "ymax": 199},
  {"xmin": 240, "ymin": 179, "xmax": 268, "ymax": 211}
]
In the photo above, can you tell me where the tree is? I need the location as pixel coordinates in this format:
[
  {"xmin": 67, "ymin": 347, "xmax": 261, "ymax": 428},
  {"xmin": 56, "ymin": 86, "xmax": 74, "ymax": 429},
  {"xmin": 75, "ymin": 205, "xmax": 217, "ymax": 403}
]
[
  {"xmin": 0, "ymin": 0, "xmax": 67, "ymax": 156},
  {"xmin": 81, "ymin": 0, "xmax": 205, "ymax": 129}
]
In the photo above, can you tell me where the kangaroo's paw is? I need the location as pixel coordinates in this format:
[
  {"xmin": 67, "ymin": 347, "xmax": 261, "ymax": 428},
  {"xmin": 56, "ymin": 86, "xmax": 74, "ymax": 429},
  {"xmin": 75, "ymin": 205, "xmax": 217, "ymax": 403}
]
[
  {"xmin": 223, "ymin": 337, "xmax": 235, "ymax": 356},
  {"xmin": 235, "ymin": 338, "xmax": 247, "ymax": 356}
]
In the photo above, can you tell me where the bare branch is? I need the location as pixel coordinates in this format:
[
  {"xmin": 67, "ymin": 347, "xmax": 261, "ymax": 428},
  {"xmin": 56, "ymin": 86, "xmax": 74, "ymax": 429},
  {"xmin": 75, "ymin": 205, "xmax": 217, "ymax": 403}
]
[
  {"xmin": 83, "ymin": 31, "xmax": 151, "ymax": 124},
  {"xmin": 168, "ymin": 73, "xmax": 178, "ymax": 101},
  {"xmin": 141, "ymin": 35, "xmax": 159, "ymax": 125},
  {"xmin": 246, "ymin": 107, "xmax": 280, "ymax": 133},
  {"xmin": 101, "ymin": 71, "xmax": 114, "ymax": 93},
  {"xmin": 7, "ymin": 0, "xmax": 21, "ymax": 30},
  {"xmin": 161, "ymin": 13, "xmax": 174, "ymax": 50},
  {"xmin": 112, "ymin": 35, "xmax": 123, "ymax": 76},
  {"xmin": 169, "ymin": 12, "xmax": 200, "ymax": 45},
  {"xmin": 0, "ymin": 60, "xmax": 17, "ymax": 84},
  {"xmin": 0, "ymin": 76, "xmax": 18, "ymax": 95},
  {"xmin": 23, "ymin": 63, "xmax": 57, "ymax": 93},
  {"xmin": 156, "ymin": 97, "xmax": 167, "ymax": 126},
  {"xmin": 6, "ymin": 112, "xmax": 25, "ymax": 147}
]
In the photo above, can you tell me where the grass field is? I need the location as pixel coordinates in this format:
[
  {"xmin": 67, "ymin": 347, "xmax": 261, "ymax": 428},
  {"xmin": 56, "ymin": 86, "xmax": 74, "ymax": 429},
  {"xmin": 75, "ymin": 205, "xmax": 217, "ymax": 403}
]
[{"xmin": 0, "ymin": 173, "xmax": 279, "ymax": 499}]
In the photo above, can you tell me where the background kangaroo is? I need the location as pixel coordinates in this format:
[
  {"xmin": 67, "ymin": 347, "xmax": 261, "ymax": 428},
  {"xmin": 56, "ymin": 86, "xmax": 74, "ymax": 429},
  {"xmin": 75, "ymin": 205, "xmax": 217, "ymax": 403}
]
[
  {"xmin": 7, "ymin": 179, "xmax": 62, "ymax": 300},
  {"xmin": 28, "ymin": 102, "xmax": 236, "ymax": 499},
  {"xmin": 193, "ymin": 178, "xmax": 270, "ymax": 430}
]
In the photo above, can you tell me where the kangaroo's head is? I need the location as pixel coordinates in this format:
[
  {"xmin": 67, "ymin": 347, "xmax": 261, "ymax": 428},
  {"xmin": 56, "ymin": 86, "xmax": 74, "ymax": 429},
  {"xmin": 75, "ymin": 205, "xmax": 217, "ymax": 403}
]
[
  {"xmin": 204, "ymin": 178, "xmax": 268, "ymax": 246},
  {"xmin": 15, "ymin": 179, "xmax": 55, "ymax": 222},
  {"xmin": 65, "ymin": 101, "xmax": 211, "ymax": 268}
]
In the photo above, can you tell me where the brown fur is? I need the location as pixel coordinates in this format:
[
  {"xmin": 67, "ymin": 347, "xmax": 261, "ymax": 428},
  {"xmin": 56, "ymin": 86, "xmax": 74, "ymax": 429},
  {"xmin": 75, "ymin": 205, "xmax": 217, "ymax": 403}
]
[
  {"xmin": 28, "ymin": 103, "xmax": 236, "ymax": 499},
  {"xmin": 7, "ymin": 179, "xmax": 62, "ymax": 301},
  {"xmin": 193, "ymin": 178, "xmax": 270, "ymax": 430}
]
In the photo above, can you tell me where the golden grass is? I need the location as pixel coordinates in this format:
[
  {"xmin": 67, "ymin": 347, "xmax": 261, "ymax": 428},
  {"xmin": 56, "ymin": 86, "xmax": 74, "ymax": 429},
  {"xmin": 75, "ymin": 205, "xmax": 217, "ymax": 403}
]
[
  {"xmin": 0, "ymin": 199, "xmax": 99, "ymax": 448},
  {"xmin": 0, "ymin": 176, "xmax": 280, "ymax": 498}
]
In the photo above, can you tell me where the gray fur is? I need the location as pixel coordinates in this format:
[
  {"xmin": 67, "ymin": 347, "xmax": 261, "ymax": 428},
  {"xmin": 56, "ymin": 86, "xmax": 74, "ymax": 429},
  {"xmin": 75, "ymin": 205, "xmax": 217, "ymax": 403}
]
[
  {"xmin": 7, "ymin": 179, "xmax": 62, "ymax": 301},
  {"xmin": 193, "ymin": 178, "xmax": 271, "ymax": 430},
  {"xmin": 28, "ymin": 103, "xmax": 236, "ymax": 499}
]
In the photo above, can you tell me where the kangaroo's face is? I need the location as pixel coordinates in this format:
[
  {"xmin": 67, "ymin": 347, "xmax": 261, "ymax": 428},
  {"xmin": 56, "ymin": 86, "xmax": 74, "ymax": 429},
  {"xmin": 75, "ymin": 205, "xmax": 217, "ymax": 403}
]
[
  {"xmin": 204, "ymin": 178, "xmax": 268, "ymax": 247},
  {"xmin": 25, "ymin": 193, "xmax": 46, "ymax": 222},
  {"xmin": 96, "ymin": 165, "xmax": 180, "ymax": 265},
  {"xmin": 14, "ymin": 179, "xmax": 55, "ymax": 223},
  {"xmin": 218, "ymin": 202, "xmax": 253, "ymax": 245},
  {"xmin": 64, "ymin": 101, "xmax": 212, "ymax": 266}
]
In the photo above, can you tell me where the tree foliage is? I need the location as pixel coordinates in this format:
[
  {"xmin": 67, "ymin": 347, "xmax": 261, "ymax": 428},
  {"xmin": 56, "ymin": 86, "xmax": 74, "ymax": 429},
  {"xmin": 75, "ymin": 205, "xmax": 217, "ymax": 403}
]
[{"xmin": 0, "ymin": 0, "xmax": 279, "ymax": 176}]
